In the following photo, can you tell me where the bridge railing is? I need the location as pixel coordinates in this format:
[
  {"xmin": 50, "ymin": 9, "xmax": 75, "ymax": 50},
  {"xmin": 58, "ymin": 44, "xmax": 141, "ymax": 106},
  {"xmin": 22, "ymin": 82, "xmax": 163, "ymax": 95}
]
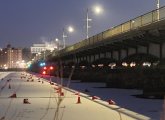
[{"xmin": 62, "ymin": 6, "xmax": 165, "ymax": 54}]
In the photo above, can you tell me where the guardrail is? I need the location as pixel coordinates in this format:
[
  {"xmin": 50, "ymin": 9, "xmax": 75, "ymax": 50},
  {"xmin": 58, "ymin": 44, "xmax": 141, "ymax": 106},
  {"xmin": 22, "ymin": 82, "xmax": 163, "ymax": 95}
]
[{"xmin": 59, "ymin": 6, "xmax": 165, "ymax": 55}]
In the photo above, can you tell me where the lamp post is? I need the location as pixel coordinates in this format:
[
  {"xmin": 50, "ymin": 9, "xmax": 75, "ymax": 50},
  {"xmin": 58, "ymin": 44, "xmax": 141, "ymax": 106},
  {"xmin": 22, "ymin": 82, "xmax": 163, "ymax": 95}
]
[
  {"xmin": 156, "ymin": 0, "xmax": 160, "ymax": 20},
  {"xmin": 86, "ymin": 8, "xmax": 92, "ymax": 39},
  {"xmin": 55, "ymin": 38, "xmax": 59, "ymax": 50},
  {"xmin": 62, "ymin": 26, "xmax": 74, "ymax": 49},
  {"xmin": 62, "ymin": 28, "xmax": 67, "ymax": 49},
  {"xmin": 86, "ymin": 5, "xmax": 103, "ymax": 39}
]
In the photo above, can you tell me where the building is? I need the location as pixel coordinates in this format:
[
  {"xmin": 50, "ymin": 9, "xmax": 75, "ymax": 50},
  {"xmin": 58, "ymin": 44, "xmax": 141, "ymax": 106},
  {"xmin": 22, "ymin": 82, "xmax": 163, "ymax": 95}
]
[
  {"xmin": 0, "ymin": 44, "xmax": 22, "ymax": 69},
  {"xmin": 30, "ymin": 44, "xmax": 46, "ymax": 54}
]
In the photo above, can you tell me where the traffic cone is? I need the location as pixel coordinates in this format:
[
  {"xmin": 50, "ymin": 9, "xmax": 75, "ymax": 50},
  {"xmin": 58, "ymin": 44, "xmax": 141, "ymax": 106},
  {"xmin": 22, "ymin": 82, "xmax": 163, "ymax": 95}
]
[
  {"xmin": 51, "ymin": 82, "xmax": 54, "ymax": 85},
  {"xmin": 8, "ymin": 84, "xmax": 11, "ymax": 89},
  {"xmin": 9, "ymin": 93, "xmax": 17, "ymax": 98},
  {"xmin": 57, "ymin": 87, "xmax": 62, "ymax": 93},
  {"xmin": 74, "ymin": 92, "xmax": 79, "ymax": 95},
  {"xmin": 23, "ymin": 98, "xmax": 30, "ymax": 104},
  {"xmin": 92, "ymin": 96, "xmax": 100, "ymax": 100},
  {"xmin": 107, "ymin": 99, "xmax": 116, "ymax": 105},
  {"xmin": 60, "ymin": 92, "xmax": 64, "ymax": 96},
  {"xmin": 76, "ymin": 96, "xmax": 81, "ymax": 104}
]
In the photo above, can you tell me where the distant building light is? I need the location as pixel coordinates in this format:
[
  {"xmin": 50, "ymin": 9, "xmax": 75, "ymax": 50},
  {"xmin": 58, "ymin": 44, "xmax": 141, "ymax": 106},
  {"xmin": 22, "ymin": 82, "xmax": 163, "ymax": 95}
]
[{"xmin": 4, "ymin": 66, "xmax": 8, "ymax": 70}]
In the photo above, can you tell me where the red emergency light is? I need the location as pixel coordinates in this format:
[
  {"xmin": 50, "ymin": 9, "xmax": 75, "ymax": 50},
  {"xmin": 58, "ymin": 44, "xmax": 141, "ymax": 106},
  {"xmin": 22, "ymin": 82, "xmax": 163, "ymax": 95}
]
[
  {"xmin": 42, "ymin": 71, "xmax": 46, "ymax": 75},
  {"xmin": 50, "ymin": 66, "xmax": 54, "ymax": 70},
  {"xmin": 43, "ymin": 67, "xmax": 47, "ymax": 70}
]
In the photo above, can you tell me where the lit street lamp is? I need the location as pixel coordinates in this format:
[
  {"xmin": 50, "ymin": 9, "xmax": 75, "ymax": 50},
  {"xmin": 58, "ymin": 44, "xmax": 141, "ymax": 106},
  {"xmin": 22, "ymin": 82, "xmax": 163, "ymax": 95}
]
[
  {"xmin": 55, "ymin": 38, "xmax": 60, "ymax": 50},
  {"xmin": 62, "ymin": 26, "xmax": 74, "ymax": 48},
  {"xmin": 86, "ymin": 5, "xmax": 103, "ymax": 39}
]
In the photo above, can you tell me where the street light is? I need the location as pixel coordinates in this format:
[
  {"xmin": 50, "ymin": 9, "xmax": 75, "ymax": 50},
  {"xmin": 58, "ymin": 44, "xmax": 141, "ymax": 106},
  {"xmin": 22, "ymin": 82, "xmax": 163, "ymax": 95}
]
[
  {"xmin": 55, "ymin": 38, "xmax": 59, "ymax": 42},
  {"xmin": 55, "ymin": 38, "xmax": 60, "ymax": 50},
  {"xmin": 86, "ymin": 5, "xmax": 103, "ymax": 39},
  {"xmin": 62, "ymin": 26, "xmax": 74, "ymax": 48},
  {"xmin": 92, "ymin": 5, "xmax": 103, "ymax": 15},
  {"xmin": 156, "ymin": 0, "xmax": 160, "ymax": 20},
  {"xmin": 68, "ymin": 26, "xmax": 74, "ymax": 33}
]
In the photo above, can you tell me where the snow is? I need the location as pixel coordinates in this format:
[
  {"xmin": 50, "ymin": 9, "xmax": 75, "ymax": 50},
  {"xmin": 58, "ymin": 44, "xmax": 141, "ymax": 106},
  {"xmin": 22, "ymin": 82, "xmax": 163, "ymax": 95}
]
[
  {"xmin": 0, "ymin": 72, "xmax": 163, "ymax": 120},
  {"xmin": 51, "ymin": 77, "xmax": 163, "ymax": 120}
]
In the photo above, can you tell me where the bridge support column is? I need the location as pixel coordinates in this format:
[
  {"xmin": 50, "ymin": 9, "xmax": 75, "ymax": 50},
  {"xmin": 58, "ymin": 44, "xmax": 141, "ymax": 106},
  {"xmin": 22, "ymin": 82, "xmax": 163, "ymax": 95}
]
[
  {"xmin": 128, "ymin": 48, "xmax": 136, "ymax": 56},
  {"xmin": 89, "ymin": 55, "xmax": 91, "ymax": 63},
  {"xmin": 112, "ymin": 51, "xmax": 119, "ymax": 60},
  {"xmin": 93, "ymin": 54, "xmax": 96, "ymax": 62},
  {"xmin": 104, "ymin": 52, "xmax": 107, "ymax": 58},
  {"xmin": 149, "ymin": 43, "xmax": 160, "ymax": 58},
  {"xmin": 147, "ymin": 45, "xmax": 149, "ymax": 55},
  {"xmin": 85, "ymin": 56, "xmax": 88, "ymax": 61},
  {"xmin": 126, "ymin": 49, "xmax": 129, "ymax": 58},
  {"xmin": 118, "ymin": 50, "xmax": 121, "ymax": 61},
  {"xmin": 160, "ymin": 43, "xmax": 162, "ymax": 60},
  {"xmin": 98, "ymin": 53, "xmax": 101, "ymax": 59},
  {"xmin": 106, "ymin": 52, "xmax": 111, "ymax": 58},
  {"xmin": 137, "ymin": 46, "xmax": 147, "ymax": 54},
  {"xmin": 111, "ymin": 51, "xmax": 113, "ymax": 59},
  {"xmin": 121, "ymin": 49, "xmax": 127, "ymax": 60}
]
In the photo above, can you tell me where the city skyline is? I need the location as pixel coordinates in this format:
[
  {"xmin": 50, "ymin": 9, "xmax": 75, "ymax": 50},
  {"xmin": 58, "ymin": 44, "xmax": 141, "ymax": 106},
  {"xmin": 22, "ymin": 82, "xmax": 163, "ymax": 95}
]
[{"xmin": 0, "ymin": 0, "xmax": 164, "ymax": 48}]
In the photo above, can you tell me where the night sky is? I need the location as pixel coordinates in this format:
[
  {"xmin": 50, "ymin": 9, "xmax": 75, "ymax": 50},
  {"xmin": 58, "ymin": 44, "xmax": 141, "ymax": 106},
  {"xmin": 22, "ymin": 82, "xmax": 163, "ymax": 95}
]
[{"xmin": 0, "ymin": 0, "xmax": 164, "ymax": 48}]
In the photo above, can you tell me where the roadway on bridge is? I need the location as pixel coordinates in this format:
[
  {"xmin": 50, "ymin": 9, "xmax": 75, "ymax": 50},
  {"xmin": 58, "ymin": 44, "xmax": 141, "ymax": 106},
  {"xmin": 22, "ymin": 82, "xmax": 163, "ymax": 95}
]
[{"xmin": 0, "ymin": 72, "xmax": 151, "ymax": 120}]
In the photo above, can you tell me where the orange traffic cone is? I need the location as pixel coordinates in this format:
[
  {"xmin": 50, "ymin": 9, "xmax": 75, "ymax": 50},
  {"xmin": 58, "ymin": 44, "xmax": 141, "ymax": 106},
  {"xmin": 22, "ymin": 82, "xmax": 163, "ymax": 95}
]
[
  {"xmin": 74, "ymin": 92, "xmax": 80, "ymax": 95},
  {"xmin": 9, "ymin": 93, "xmax": 17, "ymax": 98},
  {"xmin": 23, "ymin": 99, "xmax": 30, "ymax": 104},
  {"xmin": 60, "ymin": 92, "xmax": 64, "ymax": 96},
  {"xmin": 107, "ymin": 99, "xmax": 116, "ymax": 105},
  {"xmin": 8, "ymin": 84, "xmax": 11, "ymax": 89},
  {"xmin": 76, "ymin": 96, "xmax": 81, "ymax": 104},
  {"xmin": 58, "ymin": 87, "xmax": 62, "ymax": 93},
  {"xmin": 92, "ymin": 96, "xmax": 100, "ymax": 100}
]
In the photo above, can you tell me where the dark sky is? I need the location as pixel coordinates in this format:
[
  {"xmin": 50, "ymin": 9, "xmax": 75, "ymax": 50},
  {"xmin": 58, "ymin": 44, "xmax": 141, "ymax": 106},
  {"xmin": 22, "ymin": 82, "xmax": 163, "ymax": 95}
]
[{"xmin": 0, "ymin": 0, "xmax": 164, "ymax": 48}]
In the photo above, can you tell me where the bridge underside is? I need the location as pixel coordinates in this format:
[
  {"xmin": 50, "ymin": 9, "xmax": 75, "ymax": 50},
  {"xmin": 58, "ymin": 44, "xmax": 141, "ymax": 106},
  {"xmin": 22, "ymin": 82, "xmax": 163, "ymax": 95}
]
[{"xmin": 49, "ymin": 20, "xmax": 165, "ymax": 68}]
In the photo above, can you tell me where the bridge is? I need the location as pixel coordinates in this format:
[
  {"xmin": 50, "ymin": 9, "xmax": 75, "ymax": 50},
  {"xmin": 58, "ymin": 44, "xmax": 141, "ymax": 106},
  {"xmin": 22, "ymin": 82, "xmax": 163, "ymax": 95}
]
[
  {"xmin": 43, "ymin": 6, "xmax": 165, "ymax": 67},
  {"xmin": 30, "ymin": 6, "xmax": 165, "ymax": 97}
]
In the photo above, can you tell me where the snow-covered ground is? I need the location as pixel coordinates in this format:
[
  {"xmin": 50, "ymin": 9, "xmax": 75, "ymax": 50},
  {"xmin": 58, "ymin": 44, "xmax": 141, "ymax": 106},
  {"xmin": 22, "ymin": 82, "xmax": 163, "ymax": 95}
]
[
  {"xmin": 0, "ymin": 72, "xmax": 163, "ymax": 120},
  {"xmin": 49, "ymin": 76, "xmax": 163, "ymax": 120}
]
